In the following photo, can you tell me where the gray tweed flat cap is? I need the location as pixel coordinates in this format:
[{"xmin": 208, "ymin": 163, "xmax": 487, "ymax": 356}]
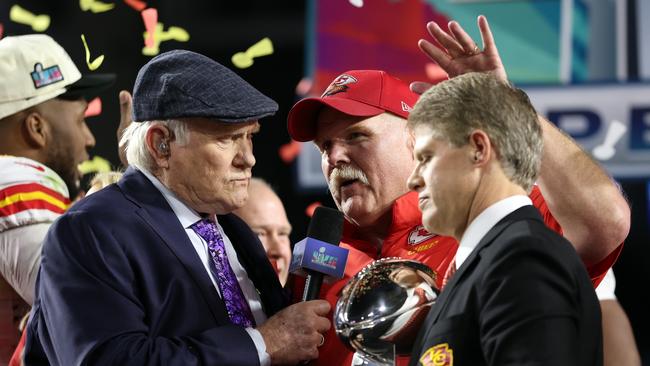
[{"xmin": 131, "ymin": 50, "xmax": 278, "ymax": 123}]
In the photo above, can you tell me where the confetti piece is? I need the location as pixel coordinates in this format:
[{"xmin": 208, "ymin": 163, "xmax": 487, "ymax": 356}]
[
  {"xmin": 81, "ymin": 34, "xmax": 105, "ymax": 71},
  {"xmin": 141, "ymin": 8, "xmax": 157, "ymax": 48},
  {"xmin": 0, "ymin": 23, "xmax": 4, "ymax": 39},
  {"xmin": 123, "ymin": 0, "xmax": 147, "ymax": 11},
  {"xmin": 84, "ymin": 97, "xmax": 102, "ymax": 118},
  {"xmin": 593, "ymin": 120, "xmax": 627, "ymax": 161},
  {"xmin": 295, "ymin": 77, "xmax": 313, "ymax": 97},
  {"xmin": 9, "ymin": 5, "xmax": 50, "ymax": 32},
  {"xmin": 142, "ymin": 23, "xmax": 189, "ymax": 56},
  {"xmin": 79, "ymin": 0, "xmax": 115, "ymax": 13},
  {"xmin": 425, "ymin": 63, "xmax": 448, "ymax": 81},
  {"xmin": 78, "ymin": 156, "xmax": 111, "ymax": 175},
  {"xmin": 349, "ymin": 0, "xmax": 363, "ymax": 8},
  {"xmin": 231, "ymin": 37, "xmax": 274, "ymax": 69},
  {"xmin": 279, "ymin": 140, "xmax": 302, "ymax": 164},
  {"xmin": 305, "ymin": 202, "xmax": 322, "ymax": 218}
]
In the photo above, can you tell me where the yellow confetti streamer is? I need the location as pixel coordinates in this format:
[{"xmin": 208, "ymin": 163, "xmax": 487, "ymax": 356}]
[
  {"xmin": 80, "ymin": 34, "xmax": 105, "ymax": 71},
  {"xmin": 142, "ymin": 24, "xmax": 190, "ymax": 56},
  {"xmin": 231, "ymin": 37, "xmax": 273, "ymax": 69},
  {"xmin": 78, "ymin": 156, "xmax": 112, "ymax": 175},
  {"xmin": 79, "ymin": 0, "xmax": 115, "ymax": 13},
  {"xmin": 9, "ymin": 5, "xmax": 50, "ymax": 32}
]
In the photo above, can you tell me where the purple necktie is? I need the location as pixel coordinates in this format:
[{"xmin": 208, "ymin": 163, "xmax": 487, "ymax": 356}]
[{"xmin": 191, "ymin": 218, "xmax": 256, "ymax": 327}]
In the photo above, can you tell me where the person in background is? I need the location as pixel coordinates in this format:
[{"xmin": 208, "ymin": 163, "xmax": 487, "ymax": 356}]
[
  {"xmin": 85, "ymin": 171, "xmax": 124, "ymax": 196},
  {"xmin": 285, "ymin": 15, "xmax": 630, "ymax": 366},
  {"xmin": 596, "ymin": 269, "xmax": 641, "ymax": 366},
  {"xmin": 0, "ymin": 34, "xmax": 114, "ymax": 364},
  {"xmin": 234, "ymin": 178, "xmax": 293, "ymax": 287},
  {"xmin": 24, "ymin": 49, "xmax": 329, "ymax": 366}
]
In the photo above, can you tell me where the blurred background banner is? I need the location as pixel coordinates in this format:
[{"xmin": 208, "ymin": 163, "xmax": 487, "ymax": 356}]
[
  {"xmin": 527, "ymin": 83, "xmax": 650, "ymax": 178},
  {"xmin": 301, "ymin": 0, "xmax": 643, "ymax": 191}
]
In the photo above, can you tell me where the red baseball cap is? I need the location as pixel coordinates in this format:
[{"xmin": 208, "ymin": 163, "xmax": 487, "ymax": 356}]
[{"xmin": 287, "ymin": 70, "xmax": 420, "ymax": 142}]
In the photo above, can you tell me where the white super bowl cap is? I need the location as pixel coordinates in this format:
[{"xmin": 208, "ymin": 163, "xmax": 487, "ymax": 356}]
[{"xmin": 0, "ymin": 34, "xmax": 114, "ymax": 120}]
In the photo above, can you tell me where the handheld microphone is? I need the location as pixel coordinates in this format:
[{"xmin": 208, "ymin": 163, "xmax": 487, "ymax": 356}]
[{"xmin": 290, "ymin": 206, "xmax": 347, "ymax": 301}]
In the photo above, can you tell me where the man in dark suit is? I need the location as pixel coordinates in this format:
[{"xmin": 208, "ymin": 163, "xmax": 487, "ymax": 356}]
[
  {"xmin": 24, "ymin": 50, "xmax": 330, "ymax": 366},
  {"xmin": 406, "ymin": 72, "xmax": 602, "ymax": 366}
]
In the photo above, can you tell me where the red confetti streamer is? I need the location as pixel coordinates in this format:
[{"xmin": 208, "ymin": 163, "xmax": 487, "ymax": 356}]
[
  {"xmin": 141, "ymin": 8, "xmax": 158, "ymax": 48},
  {"xmin": 123, "ymin": 0, "xmax": 146, "ymax": 11},
  {"xmin": 84, "ymin": 97, "xmax": 102, "ymax": 118}
]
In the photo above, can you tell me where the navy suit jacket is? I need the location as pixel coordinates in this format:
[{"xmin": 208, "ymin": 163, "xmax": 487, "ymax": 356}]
[
  {"xmin": 24, "ymin": 168, "xmax": 288, "ymax": 366},
  {"xmin": 409, "ymin": 206, "xmax": 602, "ymax": 366}
]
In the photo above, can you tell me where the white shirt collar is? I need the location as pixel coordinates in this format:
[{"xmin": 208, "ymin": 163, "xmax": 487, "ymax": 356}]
[
  {"xmin": 138, "ymin": 168, "xmax": 206, "ymax": 228},
  {"xmin": 455, "ymin": 195, "xmax": 532, "ymax": 268}
]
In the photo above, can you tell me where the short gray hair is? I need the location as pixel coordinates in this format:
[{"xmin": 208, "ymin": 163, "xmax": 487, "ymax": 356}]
[
  {"xmin": 119, "ymin": 119, "xmax": 189, "ymax": 172},
  {"xmin": 408, "ymin": 72, "xmax": 542, "ymax": 191}
]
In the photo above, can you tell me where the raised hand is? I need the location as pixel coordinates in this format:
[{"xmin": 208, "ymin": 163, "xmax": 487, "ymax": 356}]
[{"xmin": 419, "ymin": 15, "xmax": 507, "ymax": 82}]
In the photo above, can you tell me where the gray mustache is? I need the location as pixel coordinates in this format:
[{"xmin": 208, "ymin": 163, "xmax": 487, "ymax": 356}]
[{"xmin": 329, "ymin": 165, "xmax": 370, "ymax": 193}]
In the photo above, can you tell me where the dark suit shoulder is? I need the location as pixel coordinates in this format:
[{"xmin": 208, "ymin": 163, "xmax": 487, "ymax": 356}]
[
  {"xmin": 67, "ymin": 184, "xmax": 136, "ymax": 220},
  {"xmin": 481, "ymin": 217, "xmax": 580, "ymax": 268}
]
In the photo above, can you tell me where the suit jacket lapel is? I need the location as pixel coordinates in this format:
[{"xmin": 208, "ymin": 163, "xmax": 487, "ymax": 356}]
[
  {"xmin": 219, "ymin": 213, "xmax": 287, "ymax": 317},
  {"xmin": 422, "ymin": 206, "xmax": 543, "ymax": 332},
  {"xmin": 117, "ymin": 168, "xmax": 231, "ymax": 324}
]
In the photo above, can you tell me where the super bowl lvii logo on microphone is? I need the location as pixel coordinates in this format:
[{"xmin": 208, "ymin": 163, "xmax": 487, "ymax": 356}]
[{"xmin": 311, "ymin": 247, "xmax": 338, "ymax": 269}]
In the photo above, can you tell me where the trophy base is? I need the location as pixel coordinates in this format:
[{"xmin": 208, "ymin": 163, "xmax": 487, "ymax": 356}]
[{"xmin": 351, "ymin": 342, "xmax": 396, "ymax": 366}]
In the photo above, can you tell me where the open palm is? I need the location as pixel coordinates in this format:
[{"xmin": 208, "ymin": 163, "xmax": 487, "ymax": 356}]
[{"xmin": 413, "ymin": 15, "xmax": 507, "ymax": 94}]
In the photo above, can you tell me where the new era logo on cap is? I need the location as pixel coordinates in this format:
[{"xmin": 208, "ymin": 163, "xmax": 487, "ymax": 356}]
[{"xmin": 287, "ymin": 70, "xmax": 420, "ymax": 142}]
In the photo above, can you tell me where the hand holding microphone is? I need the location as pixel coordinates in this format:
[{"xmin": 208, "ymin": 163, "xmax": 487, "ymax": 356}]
[{"xmin": 258, "ymin": 206, "xmax": 346, "ymax": 365}]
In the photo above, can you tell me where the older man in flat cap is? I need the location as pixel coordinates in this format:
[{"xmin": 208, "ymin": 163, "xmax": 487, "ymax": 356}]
[{"xmin": 24, "ymin": 50, "xmax": 330, "ymax": 366}]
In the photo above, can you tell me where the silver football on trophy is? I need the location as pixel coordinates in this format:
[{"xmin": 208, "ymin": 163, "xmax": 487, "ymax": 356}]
[{"xmin": 334, "ymin": 258, "xmax": 439, "ymax": 364}]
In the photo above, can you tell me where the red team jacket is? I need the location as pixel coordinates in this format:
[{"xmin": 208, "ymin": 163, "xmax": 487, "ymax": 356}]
[{"xmin": 296, "ymin": 187, "xmax": 621, "ymax": 366}]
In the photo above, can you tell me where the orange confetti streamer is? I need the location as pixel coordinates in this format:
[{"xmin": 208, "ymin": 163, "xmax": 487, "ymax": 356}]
[
  {"xmin": 305, "ymin": 202, "xmax": 322, "ymax": 218},
  {"xmin": 279, "ymin": 140, "xmax": 302, "ymax": 164}
]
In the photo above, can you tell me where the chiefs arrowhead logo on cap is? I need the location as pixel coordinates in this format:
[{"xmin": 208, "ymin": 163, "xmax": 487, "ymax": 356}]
[
  {"xmin": 322, "ymin": 74, "xmax": 358, "ymax": 97},
  {"xmin": 408, "ymin": 225, "xmax": 436, "ymax": 246}
]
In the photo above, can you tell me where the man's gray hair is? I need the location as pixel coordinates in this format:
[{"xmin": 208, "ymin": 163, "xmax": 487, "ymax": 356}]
[
  {"xmin": 119, "ymin": 119, "xmax": 189, "ymax": 172},
  {"xmin": 408, "ymin": 72, "xmax": 543, "ymax": 191}
]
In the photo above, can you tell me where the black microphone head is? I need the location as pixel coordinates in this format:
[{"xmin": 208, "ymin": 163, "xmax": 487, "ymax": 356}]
[{"xmin": 307, "ymin": 206, "xmax": 344, "ymax": 245}]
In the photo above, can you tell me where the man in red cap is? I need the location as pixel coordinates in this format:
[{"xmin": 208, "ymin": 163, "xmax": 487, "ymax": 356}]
[{"xmin": 287, "ymin": 16, "xmax": 630, "ymax": 365}]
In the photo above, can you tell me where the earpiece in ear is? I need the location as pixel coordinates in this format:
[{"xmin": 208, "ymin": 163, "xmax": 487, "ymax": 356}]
[{"xmin": 159, "ymin": 141, "xmax": 169, "ymax": 154}]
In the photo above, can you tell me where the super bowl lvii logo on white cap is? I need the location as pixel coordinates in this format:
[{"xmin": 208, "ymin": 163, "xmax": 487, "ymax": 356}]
[{"xmin": 31, "ymin": 63, "xmax": 64, "ymax": 89}]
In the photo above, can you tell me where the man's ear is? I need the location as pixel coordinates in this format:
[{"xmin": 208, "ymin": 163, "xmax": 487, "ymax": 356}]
[
  {"xmin": 145, "ymin": 124, "xmax": 173, "ymax": 169},
  {"xmin": 468, "ymin": 130, "xmax": 492, "ymax": 165},
  {"xmin": 406, "ymin": 128, "xmax": 416, "ymax": 152},
  {"xmin": 22, "ymin": 110, "xmax": 49, "ymax": 148}
]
